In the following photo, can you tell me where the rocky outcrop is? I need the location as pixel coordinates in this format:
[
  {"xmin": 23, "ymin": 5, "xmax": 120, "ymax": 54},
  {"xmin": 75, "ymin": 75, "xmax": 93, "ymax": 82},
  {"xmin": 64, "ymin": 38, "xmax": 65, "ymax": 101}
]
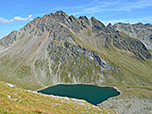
[
  {"xmin": 113, "ymin": 22, "xmax": 152, "ymax": 50},
  {"xmin": 0, "ymin": 30, "xmax": 22, "ymax": 51},
  {"xmin": 63, "ymin": 41, "xmax": 119, "ymax": 70},
  {"xmin": 107, "ymin": 31, "xmax": 151, "ymax": 60}
]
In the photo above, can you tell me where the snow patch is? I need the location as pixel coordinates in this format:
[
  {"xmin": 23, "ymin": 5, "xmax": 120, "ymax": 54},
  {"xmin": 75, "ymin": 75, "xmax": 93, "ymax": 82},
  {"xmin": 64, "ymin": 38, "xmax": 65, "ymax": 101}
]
[
  {"xmin": 7, "ymin": 95, "xmax": 17, "ymax": 101},
  {"xmin": 6, "ymin": 83, "xmax": 14, "ymax": 87},
  {"xmin": 27, "ymin": 90, "xmax": 38, "ymax": 94},
  {"xmin": 90, "ymin": 56, "xmax": 94, "ymax": 60}
]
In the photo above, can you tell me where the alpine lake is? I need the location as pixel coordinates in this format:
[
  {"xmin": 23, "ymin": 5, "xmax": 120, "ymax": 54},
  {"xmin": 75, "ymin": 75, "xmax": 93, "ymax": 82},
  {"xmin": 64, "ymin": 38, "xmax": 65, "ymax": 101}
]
[{"xmin": 37, "ymin": 84, "xmax": 120, "ymax": 105}]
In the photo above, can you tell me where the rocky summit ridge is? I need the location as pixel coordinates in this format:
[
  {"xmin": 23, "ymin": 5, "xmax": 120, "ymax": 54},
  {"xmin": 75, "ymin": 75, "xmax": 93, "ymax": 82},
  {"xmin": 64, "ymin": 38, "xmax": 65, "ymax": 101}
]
[
  {"xmin": 0, "ymin": 11, "xmax": 151, "ymax": 60},
  {"xmin": 0, "ymin": 11, "xmax": 152, "ymax": 114}
]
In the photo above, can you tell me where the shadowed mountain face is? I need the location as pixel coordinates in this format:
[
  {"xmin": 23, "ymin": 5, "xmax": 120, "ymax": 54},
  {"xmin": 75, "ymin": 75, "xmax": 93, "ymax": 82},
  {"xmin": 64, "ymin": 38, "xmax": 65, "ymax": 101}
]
[
  {"xmin": 0, "ymin": 11, "xmax": 152, "ymax": 91},
  {"xmin": 113, "ymin": 22, "xmax": 152, "ymax": 50}
]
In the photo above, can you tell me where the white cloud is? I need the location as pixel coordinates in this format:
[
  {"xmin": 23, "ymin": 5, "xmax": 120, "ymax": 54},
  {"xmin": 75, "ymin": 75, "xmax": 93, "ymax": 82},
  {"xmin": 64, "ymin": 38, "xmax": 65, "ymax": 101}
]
[
  {"xmin": 0, "ymin": 15, "xmax": 33, "ymax": 23},
  {"xmin": 13, "ymin": 15, "xmax": 33, "ymax": 21},
  {"xmin": 0, "ymin": 17, "xmax": 13, "ymax": 23},
  {"xmin": 28, "ymin": 15, "xmax": 32, "ymax": 18},
  {"xmin": 14, "ymin": 16, "xmax": 25, "ymax": 21}
]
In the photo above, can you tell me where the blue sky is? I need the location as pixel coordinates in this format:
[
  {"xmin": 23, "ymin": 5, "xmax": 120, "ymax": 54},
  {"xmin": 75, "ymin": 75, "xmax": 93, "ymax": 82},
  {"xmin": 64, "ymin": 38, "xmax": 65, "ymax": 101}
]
[{"xmin": 0, "ymin": 0, "xmax": 152, "ymax": 38}]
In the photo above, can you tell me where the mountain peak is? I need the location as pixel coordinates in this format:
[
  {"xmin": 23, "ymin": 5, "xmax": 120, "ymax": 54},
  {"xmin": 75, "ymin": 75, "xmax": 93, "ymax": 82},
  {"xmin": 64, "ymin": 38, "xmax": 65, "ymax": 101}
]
[
  {"xmin": 79, "ymin": 16, "xmax": 88, "ymax": 20},
  {"xmin": 91, "ymin": 16, "xmax": 97, "ymax": 20},
  {"xmin": 54, "ymin": 10, "xmax": 68, "ymax": 16},
  {"xmin": 107, "ymin": 23, "xmax": 112, "ymax": 27}
]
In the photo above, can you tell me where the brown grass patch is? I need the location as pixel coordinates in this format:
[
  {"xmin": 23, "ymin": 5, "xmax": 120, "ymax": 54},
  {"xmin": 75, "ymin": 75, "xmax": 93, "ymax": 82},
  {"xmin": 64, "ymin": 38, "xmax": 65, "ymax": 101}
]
[{"xmin": 33, "ymin": 109, "xmax": 53, "ymax": 114}]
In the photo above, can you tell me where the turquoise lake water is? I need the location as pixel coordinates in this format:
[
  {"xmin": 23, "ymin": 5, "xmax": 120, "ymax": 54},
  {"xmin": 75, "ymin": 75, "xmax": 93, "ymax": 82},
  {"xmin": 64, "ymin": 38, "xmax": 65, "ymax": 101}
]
[{"xmin": 38, "ymin": 84, "xmax": 120, "ymax": 105}]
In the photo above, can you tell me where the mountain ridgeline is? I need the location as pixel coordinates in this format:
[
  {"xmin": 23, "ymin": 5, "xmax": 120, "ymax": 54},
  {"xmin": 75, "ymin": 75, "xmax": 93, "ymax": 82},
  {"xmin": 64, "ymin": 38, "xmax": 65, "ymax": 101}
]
[{"xmin": 0, "ymin": 11, "xmax": 152, "ymax": 91}]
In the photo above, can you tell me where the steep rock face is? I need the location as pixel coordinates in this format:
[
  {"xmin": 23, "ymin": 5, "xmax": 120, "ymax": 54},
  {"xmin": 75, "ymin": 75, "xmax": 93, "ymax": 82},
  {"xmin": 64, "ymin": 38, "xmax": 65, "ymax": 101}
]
[
  {"xmin": 0, "ymin": 31, "xmax": 22, "ymax": 51},
  {"xmin": 105, "ymin": 30, "xmax": 151, "ymax": 60},
  {"xmin": 113, "ymin": 22, "xmax": 152, "ymax": 49}
]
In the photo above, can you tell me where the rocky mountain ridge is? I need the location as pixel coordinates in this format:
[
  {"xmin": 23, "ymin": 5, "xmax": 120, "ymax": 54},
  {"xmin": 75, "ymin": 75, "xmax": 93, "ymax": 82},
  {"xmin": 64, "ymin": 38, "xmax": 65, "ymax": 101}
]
[
  {"xmin": 0, "ymin": 11, "xmax": 151, "ymax": 60},
  {"xmin": 113, "ymin": 22, "xmax": 152, "ymax": 50}
]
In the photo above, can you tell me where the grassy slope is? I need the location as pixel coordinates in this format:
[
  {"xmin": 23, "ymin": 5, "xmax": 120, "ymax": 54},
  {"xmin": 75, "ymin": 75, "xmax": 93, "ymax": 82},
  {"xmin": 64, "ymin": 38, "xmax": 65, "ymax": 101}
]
[
  {"xmin": 0, "ymin": 81, "xmax": 116, "ymax": 114},
  {"xmin": 0, "ymin": 56, "xmax": 43, "ymax": 90},
  {"xmin": 101, "ymin": 48, "xmax": 152, "ymax": 99},
  {"xmin": 74, "ymin": 34, "xmax": 152, "ymax": 99}
]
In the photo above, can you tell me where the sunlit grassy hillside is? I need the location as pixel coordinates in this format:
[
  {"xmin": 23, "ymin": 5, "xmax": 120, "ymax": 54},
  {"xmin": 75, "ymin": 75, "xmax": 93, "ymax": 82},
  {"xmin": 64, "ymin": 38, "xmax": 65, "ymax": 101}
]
[{"xmin": 0, "ymin": 81, "xmax": 117, "ymax": 114}]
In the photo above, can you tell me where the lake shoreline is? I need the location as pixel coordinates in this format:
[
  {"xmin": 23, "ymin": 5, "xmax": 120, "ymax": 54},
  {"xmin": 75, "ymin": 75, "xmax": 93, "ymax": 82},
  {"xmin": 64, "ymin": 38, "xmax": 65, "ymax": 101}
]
[
  {"xmin": 36, "ymin": 83, "xmax": 122, "ymax": 105},
  {"xmin": 97, "ymin": 86, "xmax": 122, "ymax": 106},
  {"xmin": 36, "ymin": 83, "xmax": 121, "ymax": 92}
]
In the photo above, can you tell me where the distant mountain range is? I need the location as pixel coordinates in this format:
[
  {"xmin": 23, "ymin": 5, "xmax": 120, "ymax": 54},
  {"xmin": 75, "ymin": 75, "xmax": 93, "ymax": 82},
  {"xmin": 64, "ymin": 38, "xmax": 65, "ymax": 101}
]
[{"xmin": 0, "ymin": 11, "xmax": 152, "ymax": 114}]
